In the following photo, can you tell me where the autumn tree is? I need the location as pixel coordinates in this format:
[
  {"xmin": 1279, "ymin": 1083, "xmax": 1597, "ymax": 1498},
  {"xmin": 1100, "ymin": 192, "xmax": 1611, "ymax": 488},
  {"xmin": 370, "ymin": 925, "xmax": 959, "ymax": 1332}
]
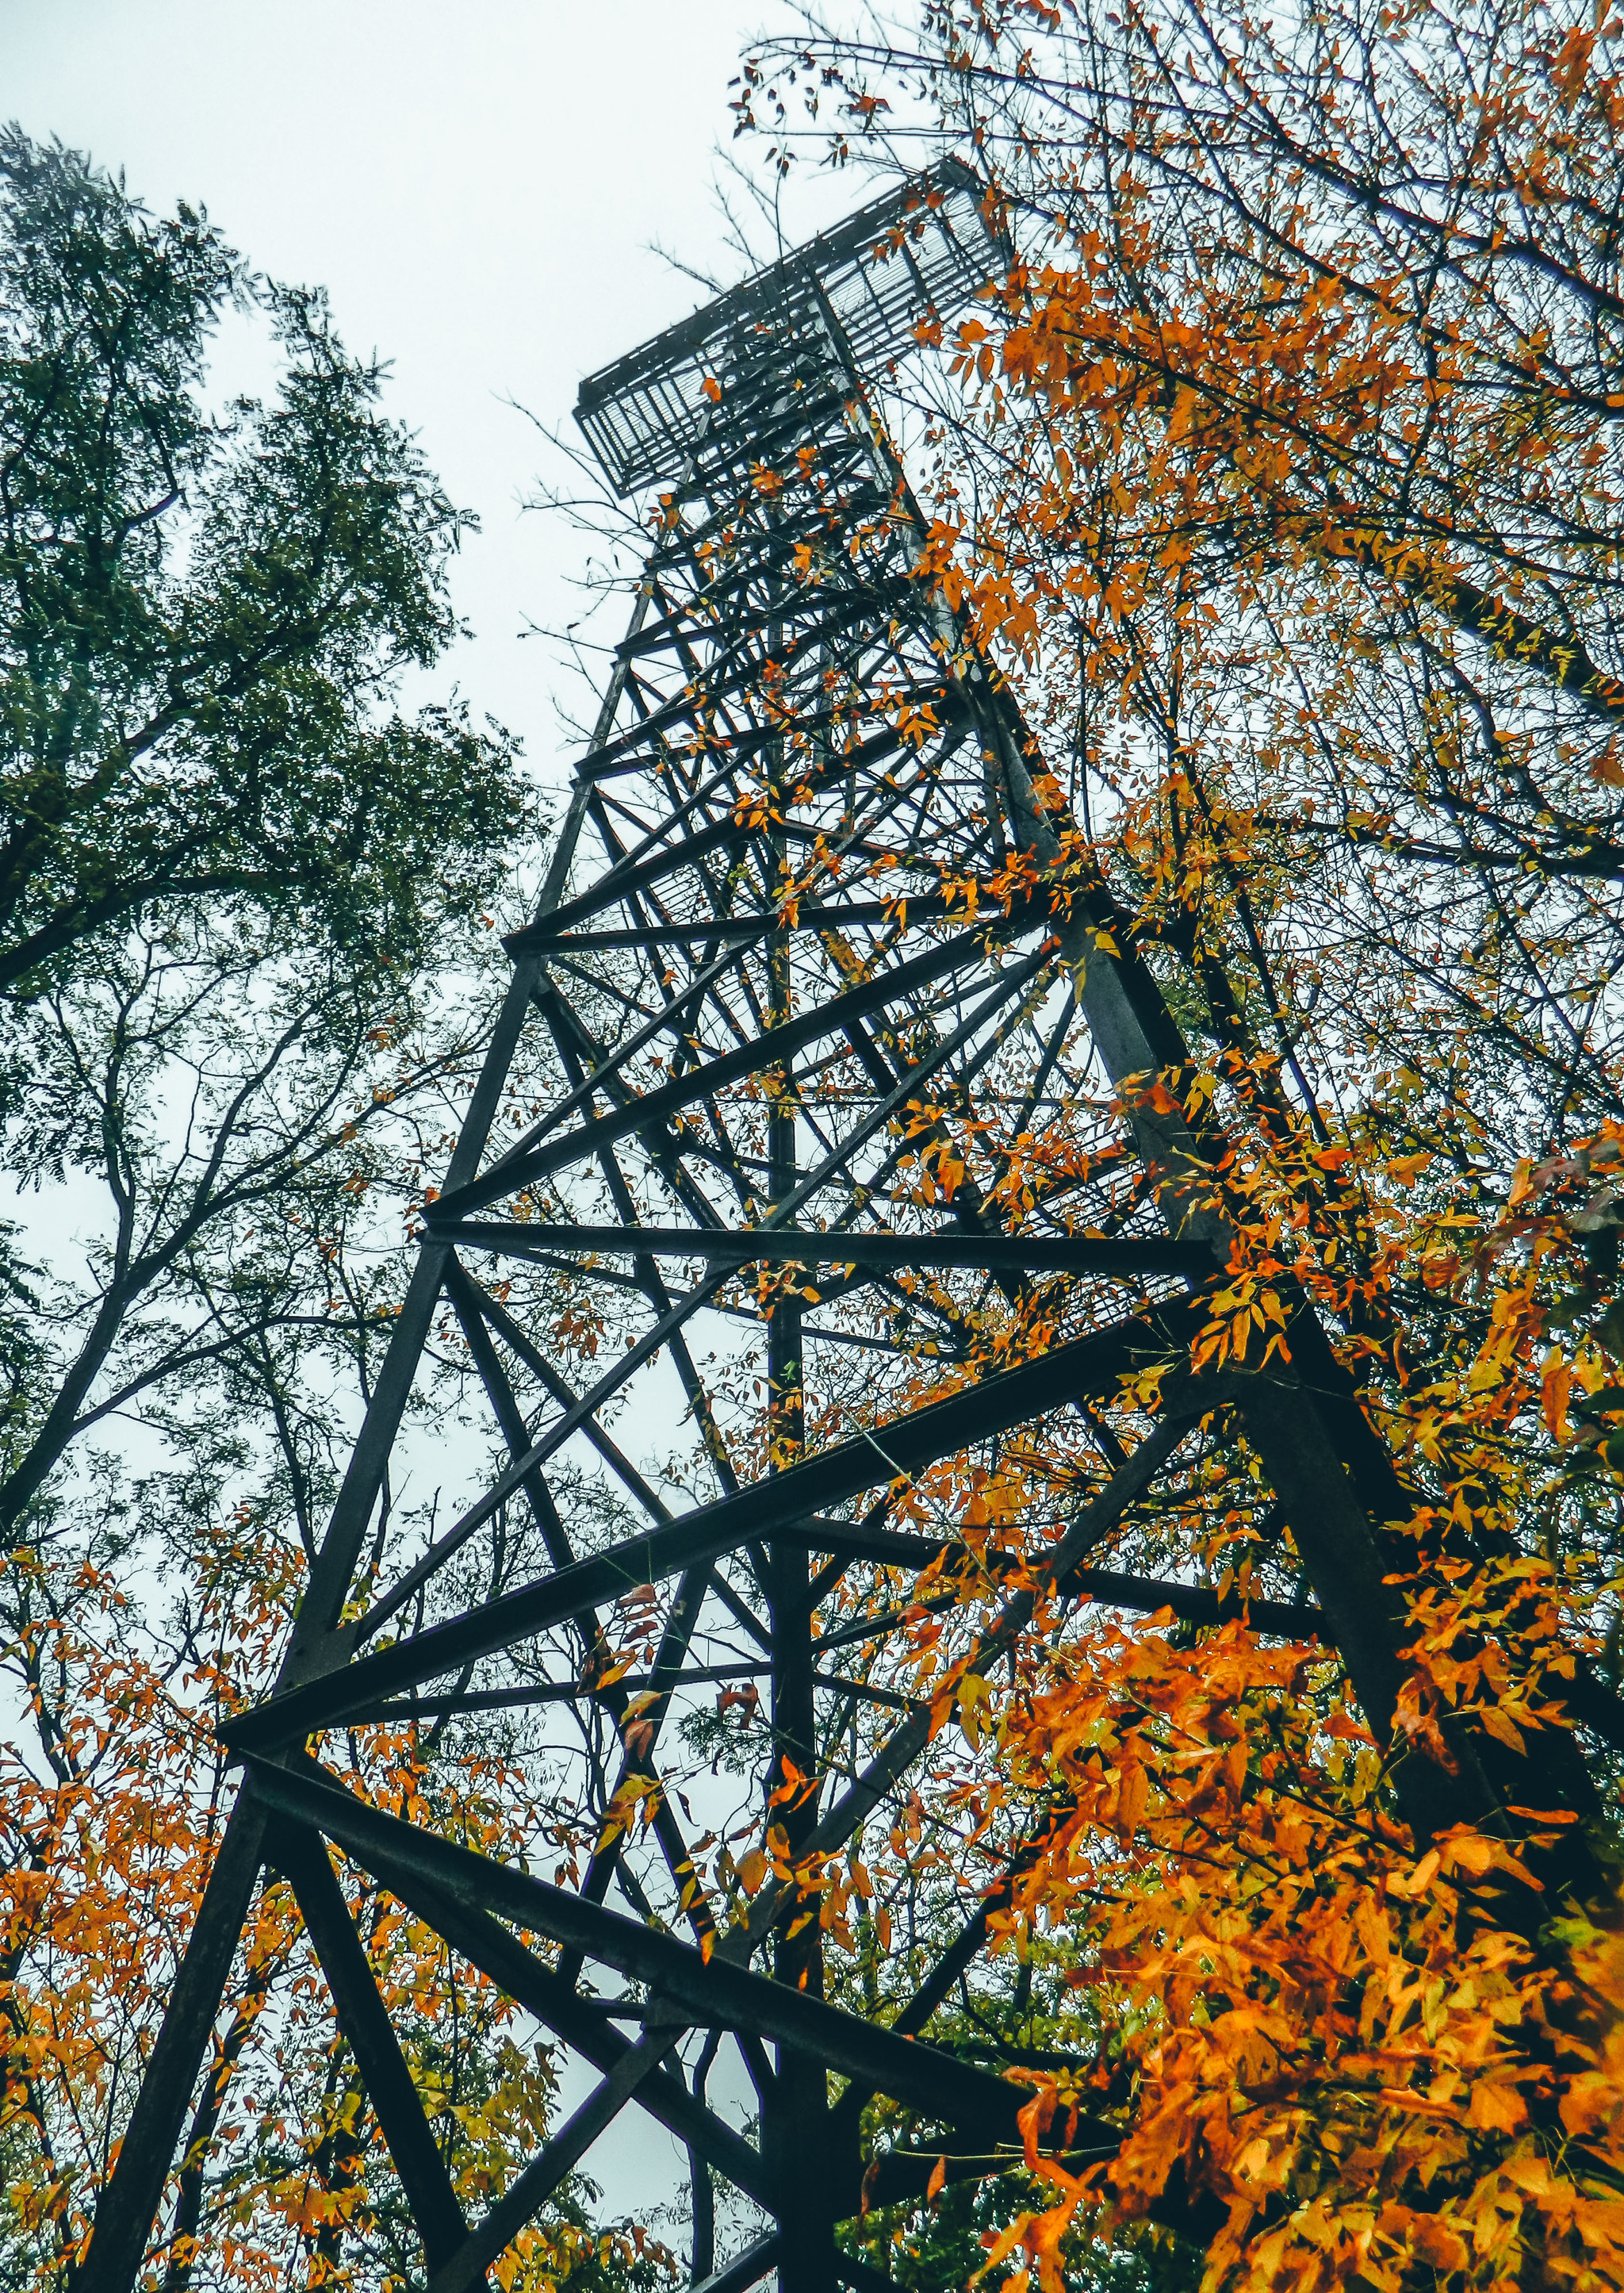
[{"xmin": 710, "ymin": 2, "xmax": 1624, "ymax": 2286}]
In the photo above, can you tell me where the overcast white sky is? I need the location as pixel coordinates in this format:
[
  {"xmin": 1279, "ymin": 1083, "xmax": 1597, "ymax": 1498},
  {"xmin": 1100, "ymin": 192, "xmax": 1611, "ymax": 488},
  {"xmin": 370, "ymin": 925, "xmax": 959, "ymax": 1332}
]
[{"xmin": 2, "ymin": 0, "xmax": 868, "ymax": 790}]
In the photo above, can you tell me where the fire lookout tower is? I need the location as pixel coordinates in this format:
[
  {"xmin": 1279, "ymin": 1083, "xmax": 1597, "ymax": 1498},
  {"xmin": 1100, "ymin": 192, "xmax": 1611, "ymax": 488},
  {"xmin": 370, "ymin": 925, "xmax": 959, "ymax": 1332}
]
[{"xmin": 75, "ymin": 157, "xmax": 1458, "ymax": 2293}]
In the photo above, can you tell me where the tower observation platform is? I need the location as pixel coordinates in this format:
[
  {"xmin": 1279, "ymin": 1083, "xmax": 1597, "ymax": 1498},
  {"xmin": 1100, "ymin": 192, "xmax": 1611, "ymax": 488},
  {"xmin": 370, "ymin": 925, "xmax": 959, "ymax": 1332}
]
[{"xmin": 574, "ymin": 156, "xmax": 1000, "ymax": 496}]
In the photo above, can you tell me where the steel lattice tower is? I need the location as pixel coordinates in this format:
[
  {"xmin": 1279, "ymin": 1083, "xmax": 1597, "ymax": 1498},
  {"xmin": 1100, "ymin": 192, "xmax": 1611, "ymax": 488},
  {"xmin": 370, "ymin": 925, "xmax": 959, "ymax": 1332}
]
[{"xmin": 75, "ymin": 159, "xmax": 1461, "ymax": 2293}]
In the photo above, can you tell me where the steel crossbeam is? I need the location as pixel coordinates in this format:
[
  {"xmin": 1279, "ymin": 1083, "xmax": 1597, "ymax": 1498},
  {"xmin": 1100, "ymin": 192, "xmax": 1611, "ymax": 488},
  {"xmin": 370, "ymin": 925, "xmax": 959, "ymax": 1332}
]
[
  {"xmin": 238, "ymin": 1755, "xmax": 1101, "ymax": 2159},
  {"xmin": 74, "ymin": 156, "xmax": 1504, "ymax": 2293},
  {"xmin": 435, "ymin": 1220, "xmax": 1216, "ymax": 1279},
  {"xmin": 220, "ymin": 1303, "xmax": 1183, "ymax": 1751}
]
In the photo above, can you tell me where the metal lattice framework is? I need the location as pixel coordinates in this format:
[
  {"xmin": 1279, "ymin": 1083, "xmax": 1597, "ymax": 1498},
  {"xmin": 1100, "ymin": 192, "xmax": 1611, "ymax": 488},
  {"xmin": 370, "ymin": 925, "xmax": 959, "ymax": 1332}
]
[{"xmin": 75, "ymin": 160, "xmax": 1465, "ymax": 2293}]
